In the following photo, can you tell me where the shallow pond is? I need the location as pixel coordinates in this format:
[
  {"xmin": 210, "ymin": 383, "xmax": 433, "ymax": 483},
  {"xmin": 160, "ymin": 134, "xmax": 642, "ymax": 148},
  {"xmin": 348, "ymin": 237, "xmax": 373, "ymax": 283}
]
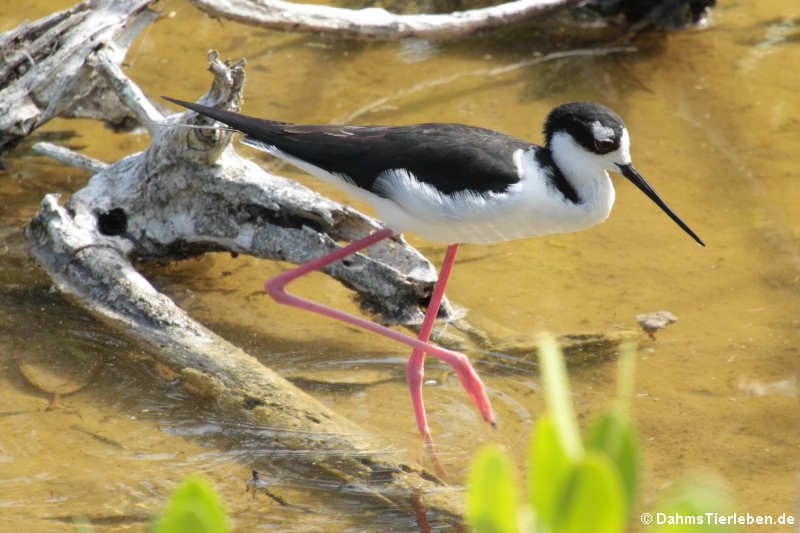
[{"xmin": 1, "ymin": 0, "xmax": 799, "ymax": 531}]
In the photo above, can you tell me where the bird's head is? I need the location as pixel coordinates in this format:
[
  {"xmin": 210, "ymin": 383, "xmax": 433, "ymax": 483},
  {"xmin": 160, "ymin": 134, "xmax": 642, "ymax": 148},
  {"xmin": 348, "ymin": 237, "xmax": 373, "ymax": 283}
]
[{"xmin": 544, "ymin": 102, "xmax": 704, "ymax": 246}]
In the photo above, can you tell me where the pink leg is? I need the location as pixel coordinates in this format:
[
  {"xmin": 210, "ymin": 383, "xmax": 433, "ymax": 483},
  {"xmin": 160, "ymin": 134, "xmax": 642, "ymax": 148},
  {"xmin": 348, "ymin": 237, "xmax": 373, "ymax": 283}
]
[
  {"xmin": 407, "ymin": 243, "xmax": 460, "ymax": 443},
  {"xmin": 264, "ymin": 229, "xmax": 494, "ymax": 435}
]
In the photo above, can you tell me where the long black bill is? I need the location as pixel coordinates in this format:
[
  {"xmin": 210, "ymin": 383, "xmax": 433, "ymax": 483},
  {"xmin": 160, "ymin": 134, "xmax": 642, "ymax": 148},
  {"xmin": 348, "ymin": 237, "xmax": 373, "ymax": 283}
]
[{"xmin": 617, "ymin": 163, "xmax": 705, "ymax": 247}]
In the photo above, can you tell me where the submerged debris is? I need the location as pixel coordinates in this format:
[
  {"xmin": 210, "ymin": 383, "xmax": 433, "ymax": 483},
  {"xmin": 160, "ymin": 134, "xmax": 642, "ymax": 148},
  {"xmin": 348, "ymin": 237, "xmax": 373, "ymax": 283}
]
[
  {"xmin": 738, "ymin": 377, "xmax": 797, "ymax": 398},
  {"xmin": 636, "ymin": 310, "xmax": 678, "ymax": 339},
  {"xmin": 14, "ymin": 338, "xmax": 105, "ymax": 397}
]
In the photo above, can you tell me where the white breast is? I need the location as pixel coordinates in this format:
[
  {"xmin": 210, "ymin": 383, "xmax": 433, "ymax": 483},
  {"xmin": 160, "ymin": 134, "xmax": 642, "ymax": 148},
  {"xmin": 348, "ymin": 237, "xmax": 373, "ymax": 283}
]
[{"xmin": 371, "ymin": 148, "xmax": 616, "ymax": 244}]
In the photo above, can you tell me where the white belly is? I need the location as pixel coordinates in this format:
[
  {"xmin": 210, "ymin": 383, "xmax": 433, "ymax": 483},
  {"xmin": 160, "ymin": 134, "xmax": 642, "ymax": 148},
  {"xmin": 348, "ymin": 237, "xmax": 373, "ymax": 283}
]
[{"xmin": 371, "ymin": 168, "xmax": 616, "ymax": 244}]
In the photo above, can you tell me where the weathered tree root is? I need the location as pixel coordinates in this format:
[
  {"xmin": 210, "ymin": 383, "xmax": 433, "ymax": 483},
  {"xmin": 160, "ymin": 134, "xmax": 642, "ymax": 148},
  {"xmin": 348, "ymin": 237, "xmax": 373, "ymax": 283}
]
[
  {"xmin": 27, "ymin": 50, "xmax": 466, "ymax": 521},
  {"xmin": 0, "ymin": 0, "xmax": 158, "ymax": 155}
]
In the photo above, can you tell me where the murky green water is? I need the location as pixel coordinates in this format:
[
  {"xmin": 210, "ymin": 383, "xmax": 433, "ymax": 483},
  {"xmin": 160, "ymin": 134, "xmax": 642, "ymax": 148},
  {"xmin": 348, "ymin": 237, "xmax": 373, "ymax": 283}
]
[{"xmin": 2, "ymin": 0, "xmax": 799, "ymax": 530}]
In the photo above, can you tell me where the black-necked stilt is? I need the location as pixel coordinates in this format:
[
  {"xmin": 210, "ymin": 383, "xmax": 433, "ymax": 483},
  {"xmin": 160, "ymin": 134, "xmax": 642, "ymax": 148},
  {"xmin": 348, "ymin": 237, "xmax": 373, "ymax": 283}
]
[{"xmin": 164, "ymin": 97, "xmax": 704, "ymax": 442}]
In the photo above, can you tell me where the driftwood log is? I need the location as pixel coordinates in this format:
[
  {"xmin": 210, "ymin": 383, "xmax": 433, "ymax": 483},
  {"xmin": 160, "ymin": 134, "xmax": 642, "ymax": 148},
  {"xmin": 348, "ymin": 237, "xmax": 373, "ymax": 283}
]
[
  {"xmin": 27, "ymin": 49, "xmax": 470, "ymax": 521},
  {"xmin": 190, "ymin": 0, "xmax": 578, "ymax": 40},
  {"xmin": 188, "ymin": 0, "xmax": 714, "ymax": 41},
  {"xmin": 0, "ymin": 0, "xmax": 158, "ymax": 156},
  {"xmin": 34, "ymin": 50, "xmax": 453, "ymax": 325}
]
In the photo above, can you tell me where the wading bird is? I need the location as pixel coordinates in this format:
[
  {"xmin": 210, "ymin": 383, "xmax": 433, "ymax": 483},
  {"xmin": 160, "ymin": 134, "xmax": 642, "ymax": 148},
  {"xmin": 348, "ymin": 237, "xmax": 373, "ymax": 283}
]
[{"xmin": 164, "ymin": 97, "xmax": 704, "ymax": 443}]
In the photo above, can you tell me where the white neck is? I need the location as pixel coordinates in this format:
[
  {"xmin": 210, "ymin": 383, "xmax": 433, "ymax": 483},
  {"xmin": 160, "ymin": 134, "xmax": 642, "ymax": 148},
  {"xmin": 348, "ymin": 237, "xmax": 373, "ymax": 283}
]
[{"xmin": 549, "ymin": 131, "xmax": 616, "ymax": 224}]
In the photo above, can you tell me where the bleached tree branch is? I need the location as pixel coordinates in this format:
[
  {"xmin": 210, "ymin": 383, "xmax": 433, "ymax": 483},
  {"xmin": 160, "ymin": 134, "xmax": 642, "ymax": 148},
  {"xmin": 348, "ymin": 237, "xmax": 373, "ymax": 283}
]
[{"xmin": 189, "ymin": 0, "xmax": 580, "ymax": 40}]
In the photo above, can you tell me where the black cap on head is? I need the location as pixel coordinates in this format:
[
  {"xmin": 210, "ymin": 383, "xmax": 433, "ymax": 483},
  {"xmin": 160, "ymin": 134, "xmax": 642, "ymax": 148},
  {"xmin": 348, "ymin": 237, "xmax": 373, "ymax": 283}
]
[{"xmin": 544, "ymin": 102, "xmax": 626, "ymax": 154}]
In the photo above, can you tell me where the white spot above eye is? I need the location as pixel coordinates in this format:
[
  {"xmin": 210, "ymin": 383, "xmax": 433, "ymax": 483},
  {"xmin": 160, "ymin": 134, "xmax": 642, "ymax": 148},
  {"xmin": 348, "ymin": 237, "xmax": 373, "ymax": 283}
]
[
  {"xmin": 512, "ymin": 148, "xmax": 525, "ymax": 179},
  {"xmin": 591, "ymin": 120, "xmax": 615, "ymax": 142},
  {"xmin": 617, "ymin": 128, "xmax": 631, "ymax": 164}
]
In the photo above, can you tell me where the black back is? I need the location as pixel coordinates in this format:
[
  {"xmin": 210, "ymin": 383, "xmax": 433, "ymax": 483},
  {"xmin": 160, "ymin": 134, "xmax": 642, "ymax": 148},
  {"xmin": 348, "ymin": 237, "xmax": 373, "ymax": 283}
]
[{"xmin": 164, "ymin": 98, "xmax": 533, "ymax": 196}]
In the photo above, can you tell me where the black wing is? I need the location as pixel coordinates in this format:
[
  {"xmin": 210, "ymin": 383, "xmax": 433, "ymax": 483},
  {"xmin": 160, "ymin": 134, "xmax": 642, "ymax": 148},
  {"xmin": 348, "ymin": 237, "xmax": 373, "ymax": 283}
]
[{"xmin": 164, "ymin": 97, "xmax": 533, "ymax": 196}]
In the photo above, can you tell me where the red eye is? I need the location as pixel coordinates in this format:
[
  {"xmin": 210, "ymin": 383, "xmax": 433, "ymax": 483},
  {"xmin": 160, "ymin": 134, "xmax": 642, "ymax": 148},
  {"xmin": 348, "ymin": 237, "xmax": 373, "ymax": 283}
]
[{"xmin": 594, "ymin": 139, "xmax": 615, "ymax": 153}]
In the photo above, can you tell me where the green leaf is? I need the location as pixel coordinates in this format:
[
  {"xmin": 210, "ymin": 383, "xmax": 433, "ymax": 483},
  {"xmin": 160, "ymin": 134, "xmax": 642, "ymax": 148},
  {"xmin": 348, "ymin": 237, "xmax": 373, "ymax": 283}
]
[
  {"xmin": 555, "ymin": 452, "xmax": 626, "ymax": 533},
  {"xmin": 585, "ymin": 409, "xmax": 639, "ymax": 510},
  {"xmin": 152, "ymin": 476, "xmax": 228, "ymax": 533},
  {"xmin": 528, "ymin": 415, "xmax": 571, "ymax": 530},
  {"xmin": 537, "ymin": 333, "xmax": 582, "ymax": 460},
  {"xmin": 468, "ymin": 446, "xmax": 518, "ymax": 533}
]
